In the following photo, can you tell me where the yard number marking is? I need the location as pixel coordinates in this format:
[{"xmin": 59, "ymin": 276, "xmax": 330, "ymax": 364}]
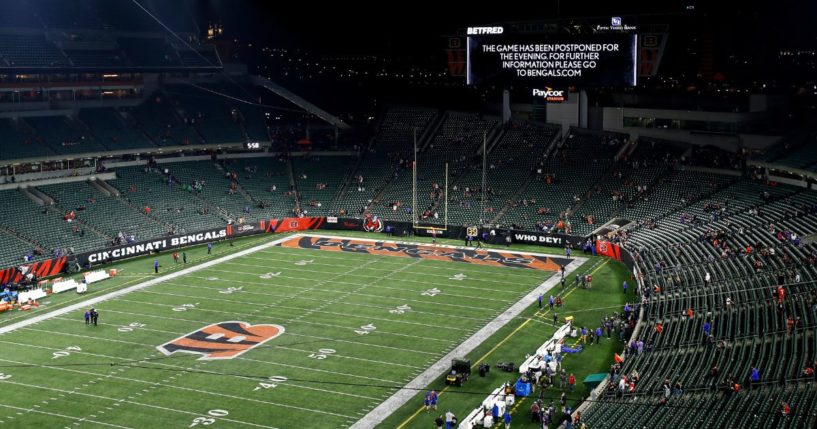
[
  {"xmin": 259, "ymin": 272, "xmax": 281, "ymax": 279},
  {"xmin": 52, "ymin": 346, "xmax": 81, "ymax": 359},
  {"xmin": 118, "ymin": 322, "xmax": 146, "ymax": 332},
  {"xmin": 390, "ymin": 304, "xmax": 411, "ymax": 314},
  {"xmin": 254, "ymin": 375, "xmax": 288, "ymax": 391},
  {"xmin": 354, "ymin": 323, "xmax": 377, "ymax": 335},
  {"xmin": 189, "ymin": 409, "xmax": 229, "ymax": 427},
  {"xmin": 308, "ymin": 348, "xmax": 336, "ymax": 360},
  {"xmin": 172, "ymin": 303, "xmax": 199, "ymax": 312}
]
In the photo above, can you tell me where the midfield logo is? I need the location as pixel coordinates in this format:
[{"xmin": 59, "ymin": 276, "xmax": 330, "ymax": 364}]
[{"xmin": 157, "ymin": 321, "xmax": 284, "ymax": 360}]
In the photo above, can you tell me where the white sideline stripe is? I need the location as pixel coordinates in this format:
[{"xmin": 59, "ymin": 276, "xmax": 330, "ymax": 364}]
[
  {"xmin": 350, "ymin": 255, "xmax": 588, "ymax": 429},
  {"xmin": 0, "ymin": 234, "xmax": 295, "ymax": 336},
  {"xmin": 0, "ymin": 402, "xmax": 133, "ymax": 429},
  {"xmin": 0, "ymin": 236, "xmax": 267, "ymax": 327}
]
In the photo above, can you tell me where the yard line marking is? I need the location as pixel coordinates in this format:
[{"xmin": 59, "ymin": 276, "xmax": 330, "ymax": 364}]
[
  {"xmin": 55, "ymin": 310, "xmax": 458, "ymax": 346},
  {"xmin": 131, "ymin": 289, "xmax": 490, "ymax": 323},
  {"xmin": 285, "ymin": 330, "xmax": 438, "ymax": 355},
  {"xmin": 189, "ymin": 264, "xmax": 516, "ymax": 303},
  {"xmin": 0, "ymin": 350, "xmax": 357, "ymax": 419},
  {"xmin": 0, "ymin": 234, "xmax": 296, "ymax": 336},
  {"xmin": 352, "ymin": 254, "xmax": 588, "ymax": 429},
  {"xmin": 271, "ymin": 258, "xmax": 439, "ymax": 360},
  {"xmin": 21, "ymin": 327, "xmax": 154, "ymax": 347},
  {"xmin": 0, "ymin": 402, "xmax": 132, "ymax": 429},
  {"xmin": 284, "ymin": 319, "xmax": 455, "ymax": 344},
  {"xmin": 168, "ymin": 276, "xmax": 506, "ymax": 309},
  {"xmin": 101, "ymin": 306, "xmax": 469, "ymax": 334},
  {"xmin": 236, "ymin": 357, "xmax": 403, "ymax": 384},
  {"xmin": 105, "ymin": 291, "xmax": 478, "ymax": 332},
  {"xmin": 0, "ymin": 379, "xmax": 285, "ymax": 427},
  {"xmin": 238, "ymin": 254, "xmax": 542, "ymax": 281},
  {"xmin": 0, "ymin": 334, "xmax": 385, "ymax": 404},
  {"xmin": 274, "ymin": 346, "xmax": 425, "ymax": 370},
  {"xmin": 208, "ymin": 264, "xmax": 529, "ymax": 294},
  {"xmin": 0, "ymin": 236, "xmax": 269, "ymax": 329}
]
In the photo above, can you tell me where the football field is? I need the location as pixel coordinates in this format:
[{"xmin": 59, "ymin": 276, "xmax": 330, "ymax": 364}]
[{"xmin": 0, "ymin": 234, "xmax": 578, "ymax": 428}]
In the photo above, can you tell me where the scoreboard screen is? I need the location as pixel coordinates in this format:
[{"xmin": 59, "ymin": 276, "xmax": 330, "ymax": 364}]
[{"xmin": 466, "ymin": 29, "xmax": 637, "ymax": 87}]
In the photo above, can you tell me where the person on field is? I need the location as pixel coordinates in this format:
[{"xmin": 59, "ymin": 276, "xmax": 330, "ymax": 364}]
[{"xmin": 444, "ymin": 410, "xmax": 455, "ymax": 429}]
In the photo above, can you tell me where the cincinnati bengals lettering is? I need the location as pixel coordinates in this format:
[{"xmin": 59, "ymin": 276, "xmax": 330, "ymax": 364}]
[{"xmin": 157, "ymin": 321, "xmax": 284, "ymax": 360}]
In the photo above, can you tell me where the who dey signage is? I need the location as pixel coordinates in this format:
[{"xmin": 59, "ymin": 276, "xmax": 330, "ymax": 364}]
[{"xmin": 510, "ymin": 230, "xmax": 585, "ymax": 247}]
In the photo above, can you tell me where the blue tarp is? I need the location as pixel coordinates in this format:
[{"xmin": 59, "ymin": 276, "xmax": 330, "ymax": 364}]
[
  {"xmin": 515, "ymin": 379, "xmax": 531, "ymax": 397},
  {"xmin": 562, "ymin": 345, "xmax": 584, "ymax": 354}
]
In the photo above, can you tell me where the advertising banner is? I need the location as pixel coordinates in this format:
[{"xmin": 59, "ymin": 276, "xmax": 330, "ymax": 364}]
[
  {"xmin": 595, "ymin": 240, "xmax": 622, "ymax": 261},
  {"xmin": 0, "ymin": 257, "xmax": 67, "ymax": 284},
  {"xmin": 75, "ymin": 226, "xmax": 236, "ymax": 266}
]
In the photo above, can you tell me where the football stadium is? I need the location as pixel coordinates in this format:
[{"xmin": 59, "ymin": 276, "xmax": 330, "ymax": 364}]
[{"xmin": 0, "ymin": 1, "xmax": 815, "ymax": 428}]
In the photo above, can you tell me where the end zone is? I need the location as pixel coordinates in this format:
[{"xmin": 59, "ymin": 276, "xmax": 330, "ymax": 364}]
[{"xmin": 277, "ymin": 234, "xmax": 578, "ymax": 273}]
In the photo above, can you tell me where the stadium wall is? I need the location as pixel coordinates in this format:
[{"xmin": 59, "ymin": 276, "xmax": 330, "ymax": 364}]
[{"xmin": 0, "ymin": 217, "xmax": 589, "ymax": 281}]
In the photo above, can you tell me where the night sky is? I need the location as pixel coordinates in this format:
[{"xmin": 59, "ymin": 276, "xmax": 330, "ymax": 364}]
[{"xmin": 187, "ymin": 0, "xmax": 817, "ymax": 56}]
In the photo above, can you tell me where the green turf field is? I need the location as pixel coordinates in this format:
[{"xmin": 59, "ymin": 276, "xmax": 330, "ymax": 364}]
[
  {"xmin": 384, "ymin": 257, "xmax": 631, "ymax": 429},
  {"xmin": 0, "ymin": 232, "xmax": 627, "ymax": 429}
]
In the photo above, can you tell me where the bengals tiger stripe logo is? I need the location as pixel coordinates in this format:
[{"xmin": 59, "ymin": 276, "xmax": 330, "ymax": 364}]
[{"xmin": 157, "ymin": 321, "xmax": 284, "ymax": 360}]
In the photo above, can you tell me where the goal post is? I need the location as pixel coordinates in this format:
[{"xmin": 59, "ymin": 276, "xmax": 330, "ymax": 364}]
[{"xmin": 411, "ymin": 129, "xmax": 448, "ymax": 233}]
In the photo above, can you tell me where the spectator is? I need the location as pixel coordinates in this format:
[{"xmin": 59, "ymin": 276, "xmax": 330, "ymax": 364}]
[{"xmin": 750, "ymin": 367, "xmax": 760, "ymax": 386}]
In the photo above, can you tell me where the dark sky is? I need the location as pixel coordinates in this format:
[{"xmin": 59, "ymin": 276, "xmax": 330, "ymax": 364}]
[{"xmin": 187, "ymin": 0, "xmax": 816, "ymax": 56}]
